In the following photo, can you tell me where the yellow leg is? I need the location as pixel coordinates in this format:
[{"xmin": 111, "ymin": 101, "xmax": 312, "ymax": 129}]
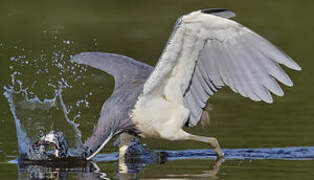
[
  {"xmin": 173, "ymin": 130, "xmax": 224, "ymax": 157},
  {"xmin": 118, "ymin": 133, "xmax": 135, "ymax": 160}
]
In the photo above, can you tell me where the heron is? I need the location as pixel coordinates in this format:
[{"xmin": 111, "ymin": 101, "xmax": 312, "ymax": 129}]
[{"xmin": 71, "ymin": 8, "xmax": 301, "ymax": 160}]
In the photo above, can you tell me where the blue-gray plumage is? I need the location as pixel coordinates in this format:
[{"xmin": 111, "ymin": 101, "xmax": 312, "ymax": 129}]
[
  {"xmin": 71, "ymin": 8, "xmax": 301, "ymax": 160},
  {"xmin": 71, "ymin": 53, "xmax": 153, "ymax": 159}
]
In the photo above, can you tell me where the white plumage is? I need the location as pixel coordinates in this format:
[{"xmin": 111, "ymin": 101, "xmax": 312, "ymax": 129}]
[
  {"xmin": 131, "ymin": 9, "xmax": 300, "ymax": 157},
  {"xmin": 71, "ymin": 9, "xmax": 301, "ymax": 159}
]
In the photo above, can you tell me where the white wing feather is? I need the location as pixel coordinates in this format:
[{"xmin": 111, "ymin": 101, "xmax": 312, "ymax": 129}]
[{"xmin": 141, "ymin": 10, "xmax": 301, "ymax": 127}]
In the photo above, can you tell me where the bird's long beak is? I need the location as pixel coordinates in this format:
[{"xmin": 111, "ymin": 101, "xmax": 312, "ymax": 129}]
[
  {"xmin": 84, "ymin": 131, "xmax": 114, "ymax": 160},
  {"xmin": 83, "ymin": 117, "xmax": 117, "ymax": 160}
]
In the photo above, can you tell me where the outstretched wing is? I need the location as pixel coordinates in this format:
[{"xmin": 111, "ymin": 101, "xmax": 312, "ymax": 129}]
[
  {"xmin": 142, "ymin": 9, "xmax": 301, "ymax": 127},
  {"xmin": 71, "ymin": 52, "xmax": 153, "ymax": 89}
]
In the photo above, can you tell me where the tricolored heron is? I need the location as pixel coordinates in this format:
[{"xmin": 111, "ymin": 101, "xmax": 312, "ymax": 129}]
[{"xmin": 71, "ymin": 8, "xmax": 301, "ymax": 160}]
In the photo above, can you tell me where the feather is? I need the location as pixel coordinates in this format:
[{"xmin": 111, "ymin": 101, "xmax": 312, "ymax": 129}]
[
  {"xmin": 139, "ymin": 9, "xmax": 301, "ymax": 127},
  {"xmin": 71, "ymin": 52, "xmax": 153, "ymax": 89}
]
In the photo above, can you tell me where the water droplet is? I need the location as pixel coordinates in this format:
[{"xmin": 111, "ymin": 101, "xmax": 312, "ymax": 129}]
[
  {"xmin": 10, "ymin": 56, "xmax": 17, "ymax": 62},
  {"xmin": 63, "ymin": 40, "xmax": 71, "ymax": 45}
]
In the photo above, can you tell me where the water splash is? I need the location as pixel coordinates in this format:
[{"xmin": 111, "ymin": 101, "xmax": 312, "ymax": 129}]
[
  {"xmin": 3, "ymin": 84, "xmax": 32, "ymax": 156},
  {"xmin": 4, "ymin": 75, "xmax": 83, "ymax": 156},
  {"xmin": 3, "ymin": 32, "xmax": 97, "ymax": 160}
]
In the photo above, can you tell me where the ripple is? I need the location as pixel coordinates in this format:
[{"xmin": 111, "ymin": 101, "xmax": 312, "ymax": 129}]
[
  {"xmin": 92, "ymin": 146, "xmax": 314, "ymax": 162},
  {"xmin": 164, "ymin": 146, "xmax": 314, "ymax": 161}
]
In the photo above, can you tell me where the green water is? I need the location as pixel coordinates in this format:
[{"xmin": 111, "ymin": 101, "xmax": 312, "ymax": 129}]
[{"xmin": 1, "ymin": 0, "xmax": 314, "ymax": 179}]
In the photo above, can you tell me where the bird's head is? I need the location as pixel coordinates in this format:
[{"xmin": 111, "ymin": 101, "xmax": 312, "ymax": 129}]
[{"xmin": 35, "ymin": 131, "xmax": 69, "ymax": 158}]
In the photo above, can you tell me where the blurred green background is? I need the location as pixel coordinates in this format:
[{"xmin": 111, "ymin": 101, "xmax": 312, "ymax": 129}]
[{"xmin": 0, "ymin": 0, "xmax": 313, "ymax": 179}]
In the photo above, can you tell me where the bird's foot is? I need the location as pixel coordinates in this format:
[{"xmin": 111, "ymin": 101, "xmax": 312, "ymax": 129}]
[{"xmin": 217, "ymin": 151, "xmax": 224, "ymax": 158}]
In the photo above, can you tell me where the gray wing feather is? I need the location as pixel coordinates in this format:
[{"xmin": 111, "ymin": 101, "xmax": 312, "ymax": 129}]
[
  {"xmin": 184, "ymin": 25, "xmax": 301, "ymax": 127},
  {"xmin": 71, "ymin": 52, "xmax": 153, "ymax": 89}
]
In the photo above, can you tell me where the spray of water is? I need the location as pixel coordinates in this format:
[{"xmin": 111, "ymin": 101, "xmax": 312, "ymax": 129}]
[{"xmin": 3, "ymin": 31, "xmax": 98, "ymax": 159}]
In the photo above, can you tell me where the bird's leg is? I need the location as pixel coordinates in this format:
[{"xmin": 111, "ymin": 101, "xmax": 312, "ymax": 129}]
[
  {"xmin": 119, "ymin": 133, "xmax": 135, "ymax": 160},
  {"xmin": 190, "ymin": 134, "xmax": 223, "ymax": 157},
  {"xmin": 175, "ymin": 130, "xmax": 224, "ymax": 157},
  {"xmin": 119, "ymin": 134, "xmax": 133, "ymax": 174}
]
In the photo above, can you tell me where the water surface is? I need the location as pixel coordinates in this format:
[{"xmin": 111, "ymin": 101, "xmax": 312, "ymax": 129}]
[{"xmin": 1, "ymin": 0, "xmax": 314, "ymax": 179}]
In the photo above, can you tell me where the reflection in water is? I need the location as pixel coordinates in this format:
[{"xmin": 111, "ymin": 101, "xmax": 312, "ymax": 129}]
[
  {"xmin": 17, "ymin": 160, "xmax": 102, "ymax": 179},
  {"xmin": 16, "ymin": 153, "xmax": 221, "ymax": 180},
  {"xmin": 166, "ymin": 158, "xmax": 223, "ymax": 179},
  {"xmin": 118, "ymin": 151, "xmax": 167, "ymax": 174},
  {"xmin": 119, "ymin": 158, "xmax": 223, "ymax": 180},
  {"xmin": 15, "ymin": 146, "xmax": 314, "ymax": 179},
  {"xmin": 118, "ymin": 134, "xmax": 168, "ymax": 175}
]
